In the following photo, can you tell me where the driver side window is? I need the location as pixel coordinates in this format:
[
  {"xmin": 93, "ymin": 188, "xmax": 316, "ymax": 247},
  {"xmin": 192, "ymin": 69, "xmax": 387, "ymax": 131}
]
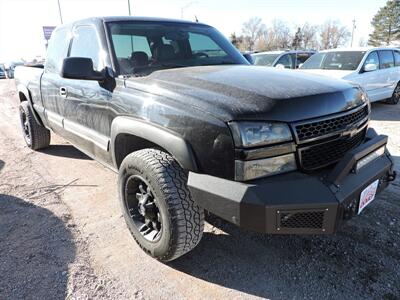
[
  {"xmin": 69, "ymin": 26, "xmax": 102, "ymax": 71},
  {"xmin": 363, "ymin": 51, "xmax": 379, "ymax": 71},
  {"xmin": 276, "ymin": 54, "xmax": 292, "ymax": 69}
]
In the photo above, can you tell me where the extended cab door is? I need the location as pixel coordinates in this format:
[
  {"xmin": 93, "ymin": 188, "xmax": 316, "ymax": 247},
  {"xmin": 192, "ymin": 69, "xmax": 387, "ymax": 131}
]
[
  {"xmin": 60, "ymin": 25, "xmax": 113, "ymax": 163},
  {"xmin": 41, "ymin": 27, "xmax": 71, "ymax": 131}
]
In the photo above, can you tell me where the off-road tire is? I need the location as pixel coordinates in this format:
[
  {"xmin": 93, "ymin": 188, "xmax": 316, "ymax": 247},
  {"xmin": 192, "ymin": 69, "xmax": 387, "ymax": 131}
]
[
  {"xmin": 118, "ymin": 148, "xmax": 204, "ymax": 261},
  {"xmin": 19, "ymin": 101, "xmax": 50, "ymax": 150},
  {"xmin": 386, "ymin": 82, "xmax": 400, "ymax": 105}
]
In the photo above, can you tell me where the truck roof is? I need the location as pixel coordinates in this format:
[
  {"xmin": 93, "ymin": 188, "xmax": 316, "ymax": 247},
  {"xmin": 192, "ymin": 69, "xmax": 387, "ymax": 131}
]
[{"xmin": 56, "ymin": 16, "xmax": 209, "ymax": 31}]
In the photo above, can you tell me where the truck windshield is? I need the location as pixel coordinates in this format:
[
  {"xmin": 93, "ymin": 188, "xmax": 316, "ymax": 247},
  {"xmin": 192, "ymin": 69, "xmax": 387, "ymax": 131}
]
[
  {"xmin": 300, "ymin": 51, "xmax": 366, "ymax": 71},
  {"xmin": 107, "ymin": 21, "xmax": 248, "ymax": 76},
  {"xmin": 251, "ymin": 53, "xmax": 281, "ymax": 66}
]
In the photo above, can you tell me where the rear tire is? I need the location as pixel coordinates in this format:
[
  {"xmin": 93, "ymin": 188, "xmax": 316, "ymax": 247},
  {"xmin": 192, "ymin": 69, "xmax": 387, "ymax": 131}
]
[
  {"xmin": 19, "ymin": 101, "xmax": 50, "ymax": 150},
  {"xmin": 118, "ymin": 148, "xmax": 204, "ymax": 261},
  {"xmin": 386, "ymin": 82, "xmax": 400, "ymax": 105}
]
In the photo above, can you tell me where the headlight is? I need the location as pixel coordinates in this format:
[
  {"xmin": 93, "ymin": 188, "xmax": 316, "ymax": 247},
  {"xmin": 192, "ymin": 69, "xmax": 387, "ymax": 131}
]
[
  {"xmin": 229, "ymin": 122, "xmax": 292, "ymax": 148},
  {"xmin": 235, "ymin": 154, "xmax": 296, "ymax": 181}
]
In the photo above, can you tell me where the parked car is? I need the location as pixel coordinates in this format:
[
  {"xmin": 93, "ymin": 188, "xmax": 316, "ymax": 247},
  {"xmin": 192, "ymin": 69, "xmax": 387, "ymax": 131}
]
[
  {"xmin": 6, "ymin": 62, "xmax": 24, "ymax": 79},
  {"xmin": 251, "ymin": 50, "xmax": 316, "ymax": 69},
  {"xmin": 299, "ymin": 47, "xmax": 400, "ymax": 104},
  {"xmin": 14, "ymin": 17, "xmax": 396, "ymax": 261},
  {"xmin": 0, "ymin": 65, "xmax": 6, "ymax": 79}
]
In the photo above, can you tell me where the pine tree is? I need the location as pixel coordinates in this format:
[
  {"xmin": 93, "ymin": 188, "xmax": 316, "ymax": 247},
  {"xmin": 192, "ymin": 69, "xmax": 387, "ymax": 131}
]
[
  {"xmin": 369, "ymin": 0, "xmax": 400, "ymax": 46},
  {"xmin": 292, "ymin": 27, "xmax": 303, "ymax": 50}
]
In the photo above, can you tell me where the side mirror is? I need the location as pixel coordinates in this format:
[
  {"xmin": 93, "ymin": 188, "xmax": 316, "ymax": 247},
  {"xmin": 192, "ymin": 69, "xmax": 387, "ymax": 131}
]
[
  {"xmin": 243, "ymin": 53, "xmax": 254, "ymax": 64},
  {"xmin": 298, "ymin": 63, "xmax": 304, "ymax": 69},
  {"xmin": 61, "ymin": 57, "xmax": 105, "ymax": 81},
  {"xmin": 275, "ymin": 64, "xmax": 285, "ymax": 69},
  {"xmin": 363, "ymin": 63, "xmax": 377, "ymax": 72}
]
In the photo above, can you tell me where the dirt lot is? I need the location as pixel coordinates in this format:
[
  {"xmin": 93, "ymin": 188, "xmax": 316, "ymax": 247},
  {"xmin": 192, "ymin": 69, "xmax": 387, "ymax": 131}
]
[{"xmin": 0, "ymin": 78, "xmax": 399, "ymax": 300}]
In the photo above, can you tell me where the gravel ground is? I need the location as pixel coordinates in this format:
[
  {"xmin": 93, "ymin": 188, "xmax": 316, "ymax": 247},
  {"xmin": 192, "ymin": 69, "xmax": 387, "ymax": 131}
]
[{"xmin": 0, "ymin": 78, "xmax": 399, "ymax": 299}]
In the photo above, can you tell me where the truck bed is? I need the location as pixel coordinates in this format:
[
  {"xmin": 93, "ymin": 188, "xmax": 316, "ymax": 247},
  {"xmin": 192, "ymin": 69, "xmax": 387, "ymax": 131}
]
[{"xmin": 14, "ymin": 65, "xmax": 44, "ymax": 106}]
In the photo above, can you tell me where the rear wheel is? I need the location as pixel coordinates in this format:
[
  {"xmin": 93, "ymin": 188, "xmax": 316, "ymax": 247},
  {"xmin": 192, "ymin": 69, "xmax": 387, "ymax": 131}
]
[
  {"xmin": 19, "ymin": 102, "xmax": 50, "ymax": 150},
  {"xmin": 118, "ymin": 148, "xmax": 204, "ymax": 261},
  {"xmin": 386, "ymin": 82, "xmax": 400, "ymax": 105}
]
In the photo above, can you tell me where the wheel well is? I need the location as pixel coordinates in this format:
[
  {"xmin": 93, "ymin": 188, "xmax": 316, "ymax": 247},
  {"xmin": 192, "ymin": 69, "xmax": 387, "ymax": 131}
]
[
  {"xmin": 19, "ymin": 91, "xmax": 28, "ymax": 102},
  {"xmin": 114, "ymin": 133, "xmax": 167, "ymax": 169}
]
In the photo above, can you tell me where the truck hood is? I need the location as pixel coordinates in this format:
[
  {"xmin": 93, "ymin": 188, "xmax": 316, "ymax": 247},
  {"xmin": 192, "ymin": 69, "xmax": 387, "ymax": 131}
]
[{"xmin": 125, "ymin": 65, "xmax": 365, "ymax": 122}]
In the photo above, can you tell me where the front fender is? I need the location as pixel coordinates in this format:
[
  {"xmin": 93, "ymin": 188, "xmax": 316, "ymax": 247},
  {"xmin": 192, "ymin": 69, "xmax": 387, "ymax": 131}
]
[{"xmin": 110, "ymin": 116, "xmax": 198, "ymax": 172}]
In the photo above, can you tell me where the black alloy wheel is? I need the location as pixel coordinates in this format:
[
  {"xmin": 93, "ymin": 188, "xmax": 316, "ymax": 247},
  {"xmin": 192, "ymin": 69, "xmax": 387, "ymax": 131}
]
[{"xmin": 124, "ymin": 175, "xmax": 162, "ymax": 242}]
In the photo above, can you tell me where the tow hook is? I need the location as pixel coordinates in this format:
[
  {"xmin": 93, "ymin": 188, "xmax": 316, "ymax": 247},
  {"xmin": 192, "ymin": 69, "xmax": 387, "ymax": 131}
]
[{"xmin": 387, "ymin": 170, "xmax": 397, "ymax": 182}]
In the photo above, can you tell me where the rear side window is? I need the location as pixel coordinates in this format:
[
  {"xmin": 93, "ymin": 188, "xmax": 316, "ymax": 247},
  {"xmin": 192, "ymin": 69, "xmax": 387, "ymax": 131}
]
[
  {"xmin": 378, "ymin": 50, "xmax": 394, "ymax": 69},
  {"xmin": 45, "ymin": 28, "xmax": 70, "ymax": 74},
  {"xmin": 394, "ymin": 51, "xmax": 400, "ymax": 66},
  {"xmin": 69, "ymin": 26, "xmax": 102, "ymax": 71}
]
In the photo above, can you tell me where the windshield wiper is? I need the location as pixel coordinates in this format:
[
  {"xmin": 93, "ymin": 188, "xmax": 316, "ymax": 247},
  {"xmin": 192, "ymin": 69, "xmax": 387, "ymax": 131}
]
[
  {"xmin": 200, "ymin": 61, "xmax": 238, "ymax": 66},
  {"xmin": 157, "ymin": 62, "xmax": 189, "ymax": 68}
]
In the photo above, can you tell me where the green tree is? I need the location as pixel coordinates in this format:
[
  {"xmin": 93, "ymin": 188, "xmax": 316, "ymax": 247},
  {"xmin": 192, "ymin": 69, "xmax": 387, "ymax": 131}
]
[
  {"xmin": 369, "ymin": 0, "xmax": 400, "ymax": 46},
  {"xmin": 230, "ymin": 33, "xmax": 240, "ymax": 48},
  {"xmin": 292, "ymin": 27, "xmax": 303, "ymax": 50}
]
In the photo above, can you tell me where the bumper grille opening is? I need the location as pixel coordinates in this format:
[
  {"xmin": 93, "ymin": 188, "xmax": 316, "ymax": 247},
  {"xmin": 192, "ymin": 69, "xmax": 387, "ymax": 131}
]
[
  {"xmin": 295, "ymin": 105, "xmax": 369, "ymax": 142},
  {"xmin": 299, "ymin": 129, "xmax": 366, "ymax": 171},
  {"xmin": 278, "ymin": 210, "xmax": 325, "ymax": 229}
]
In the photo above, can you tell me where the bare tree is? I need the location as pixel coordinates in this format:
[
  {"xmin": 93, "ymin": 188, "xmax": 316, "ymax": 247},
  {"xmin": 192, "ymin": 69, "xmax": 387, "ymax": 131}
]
[
  {"xmin": 319, "ymin": 20, "xmax": 351, "ymax": 49},
  {"xmin": 241, "ymin": 17, "xmax": 267, "ymax": 51},
  {"xmin": 301, "ymin": 23, "xmax": 319, "ymax": 49},
  {"xmin": 255, "ymin": 19, "xmax": 293, "ymax": 51},
  {"xmin": 270, "ymin": 19, "xmax": 292, "ymax": 49},
  {"xmin": 358, "ymin": 37, "xmax": 368, "ymax": 47}
]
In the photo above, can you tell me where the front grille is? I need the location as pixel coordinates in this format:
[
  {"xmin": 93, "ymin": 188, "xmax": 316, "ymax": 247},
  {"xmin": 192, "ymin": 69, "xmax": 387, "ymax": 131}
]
[
  {"xmin": 278, "ymin": 210, "xmax": 325, "ymax": 229},
  {"xmin": 295, "ymin": 105, "xmax": 369, "ymax": 142},
  {"xmin": 299, "ymin": 129, "xmax": 366, "ymax": 171}
]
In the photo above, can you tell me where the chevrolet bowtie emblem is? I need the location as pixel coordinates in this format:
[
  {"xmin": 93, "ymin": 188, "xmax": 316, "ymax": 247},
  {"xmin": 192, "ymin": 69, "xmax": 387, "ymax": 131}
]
[{"xmin": 342, "ymin": 126, "xmax": 358, "ymax": 137}]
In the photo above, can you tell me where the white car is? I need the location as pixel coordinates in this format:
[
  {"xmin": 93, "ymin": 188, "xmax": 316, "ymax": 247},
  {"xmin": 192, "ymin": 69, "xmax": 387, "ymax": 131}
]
[
  {"xmin": 300, "ymin": 47, "xmax": 400, "ymax": 104},
  {"xmin": 251, "ymin": 50, "xmax": 316, "ymax": 69}
]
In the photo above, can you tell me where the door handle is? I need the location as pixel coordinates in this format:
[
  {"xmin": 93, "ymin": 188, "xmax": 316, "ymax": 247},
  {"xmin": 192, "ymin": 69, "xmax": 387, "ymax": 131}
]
[{"xmin": 59, "ymin": 87, "xmax": 67, "ymax": 97}]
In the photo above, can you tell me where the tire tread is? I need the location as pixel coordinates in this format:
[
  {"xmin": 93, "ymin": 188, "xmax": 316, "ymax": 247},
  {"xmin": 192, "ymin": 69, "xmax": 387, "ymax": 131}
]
[
  {"xmin": 20, "ymin": 102, "xmax": 50, "ymax": 150},
  {"xmin": 120, "ymin": 149, "xmax": 204, "ymax": 261}
]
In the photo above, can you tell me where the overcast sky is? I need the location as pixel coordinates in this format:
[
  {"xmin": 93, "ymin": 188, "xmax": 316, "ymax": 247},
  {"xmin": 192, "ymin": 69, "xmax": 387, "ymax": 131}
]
[{"xmin": 0, "ymin": 0, "xmax": 387, "ymax": 62}]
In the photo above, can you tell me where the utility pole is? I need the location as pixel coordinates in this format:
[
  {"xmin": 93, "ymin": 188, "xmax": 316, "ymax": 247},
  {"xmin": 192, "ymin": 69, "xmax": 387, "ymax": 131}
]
[
  {"xmin": 350, "ymin": 19, "xmax": 356, "ymax": 47},
  {"xmin": 57, "ymin": 0, "xmax": 63, "ymax": 24},
  {"xmin": 127, "ymin": 0, "xmax": 133, "ymax": 53}
]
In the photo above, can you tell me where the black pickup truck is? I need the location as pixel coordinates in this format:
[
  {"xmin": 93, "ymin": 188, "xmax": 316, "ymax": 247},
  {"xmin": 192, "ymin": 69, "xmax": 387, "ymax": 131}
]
[{"xmin": 15, "ymin": 17, "xmax": 396, "ymax": 261}]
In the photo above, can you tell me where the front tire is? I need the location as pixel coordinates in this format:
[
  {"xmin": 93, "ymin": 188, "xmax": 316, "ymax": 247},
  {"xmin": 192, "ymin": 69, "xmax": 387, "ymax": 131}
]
[
  {"xmin": 19, "ymin": 102, "xmax": 50, "ymax": 150},
  {"xmin": 118, "ymin": 149, "xmax": 204, "ymax": 261},
  {"xmin": 386, "ymin": 82, "xmax": 400, "ymax": 105}
]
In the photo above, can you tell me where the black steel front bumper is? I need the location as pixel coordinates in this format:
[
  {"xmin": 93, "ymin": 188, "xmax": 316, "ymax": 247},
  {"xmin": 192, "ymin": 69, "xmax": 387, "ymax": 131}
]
[{"xmin": 188, "ymin": 129, "xmax": 396, "ymax": 234}]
